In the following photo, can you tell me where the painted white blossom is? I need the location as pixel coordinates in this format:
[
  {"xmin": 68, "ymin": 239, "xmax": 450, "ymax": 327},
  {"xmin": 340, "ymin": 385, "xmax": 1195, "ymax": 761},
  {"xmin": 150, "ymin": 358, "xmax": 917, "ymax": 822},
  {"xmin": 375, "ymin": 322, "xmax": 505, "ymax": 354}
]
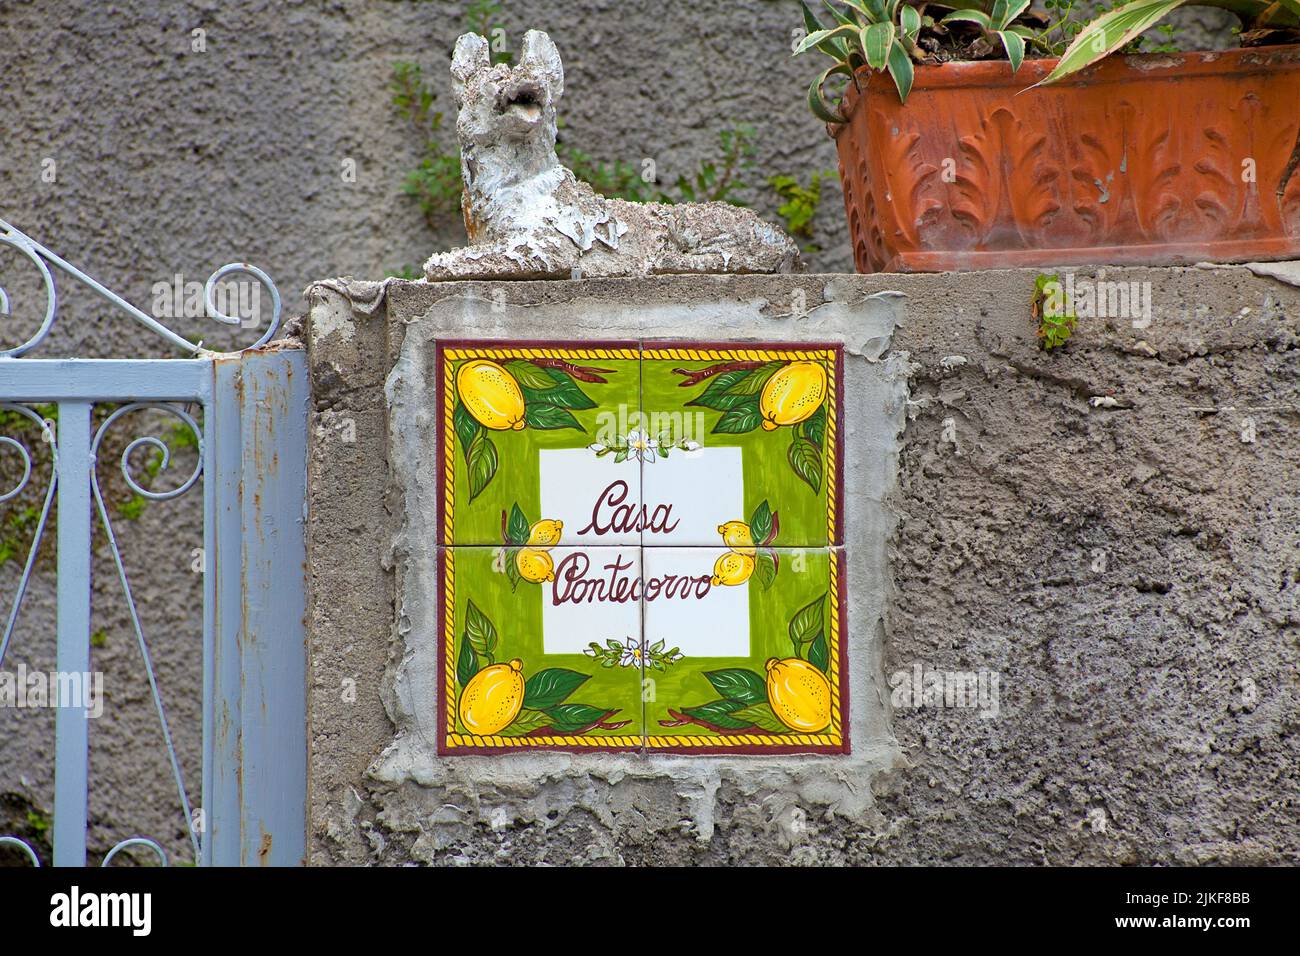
[
  {"xmin": 625, "ymin": 429, "xmax": 658, "ymax": 463},
  {"xmin": 618, "ymin": 637, "xmax": 646, "ymax": 668}
]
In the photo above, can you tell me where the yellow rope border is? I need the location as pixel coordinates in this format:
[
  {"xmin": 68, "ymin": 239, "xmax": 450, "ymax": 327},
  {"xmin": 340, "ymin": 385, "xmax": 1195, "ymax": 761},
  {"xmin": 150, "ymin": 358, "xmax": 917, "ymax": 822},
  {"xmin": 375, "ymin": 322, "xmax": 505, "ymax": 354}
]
[
  {"xmin": 445, "ymin": 347, "xmax": 639, "ymax": 361},
  {"xmin": 441, "ymin": 344, "xmax": 843, "ymax": 751}
]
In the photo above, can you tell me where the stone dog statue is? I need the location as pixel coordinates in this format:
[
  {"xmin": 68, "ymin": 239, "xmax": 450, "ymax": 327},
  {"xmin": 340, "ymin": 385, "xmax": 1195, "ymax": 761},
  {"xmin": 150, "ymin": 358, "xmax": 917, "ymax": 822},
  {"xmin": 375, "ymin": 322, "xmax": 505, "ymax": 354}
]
[{"xmin": 423, "ymin": 30, "xmax": 802, "ymax": 281}]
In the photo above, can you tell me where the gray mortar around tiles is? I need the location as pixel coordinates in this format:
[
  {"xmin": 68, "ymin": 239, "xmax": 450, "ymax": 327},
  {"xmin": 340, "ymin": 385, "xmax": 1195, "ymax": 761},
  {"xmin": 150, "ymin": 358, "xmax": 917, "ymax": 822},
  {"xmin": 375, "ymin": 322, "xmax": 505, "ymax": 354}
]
[{"xmin": 367, "ymin": 286, "xmax": 909, "ymax": 841}]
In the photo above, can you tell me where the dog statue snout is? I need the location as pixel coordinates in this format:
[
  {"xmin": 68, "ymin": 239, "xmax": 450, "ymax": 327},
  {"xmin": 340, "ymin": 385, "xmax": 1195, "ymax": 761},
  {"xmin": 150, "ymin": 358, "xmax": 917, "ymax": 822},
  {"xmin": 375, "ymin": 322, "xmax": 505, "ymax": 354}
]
[{"xmin": 496, "ymin": 79, "xmax": 545, "ymax": 117}]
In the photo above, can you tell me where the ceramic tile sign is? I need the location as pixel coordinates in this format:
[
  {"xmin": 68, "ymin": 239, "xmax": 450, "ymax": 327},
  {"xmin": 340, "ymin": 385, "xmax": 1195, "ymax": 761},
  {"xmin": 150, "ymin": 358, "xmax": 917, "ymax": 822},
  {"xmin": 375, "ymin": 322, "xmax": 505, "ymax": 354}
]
[{"xmin": 436, "ymin": 341, "xmax": 846, "ymax": 755}]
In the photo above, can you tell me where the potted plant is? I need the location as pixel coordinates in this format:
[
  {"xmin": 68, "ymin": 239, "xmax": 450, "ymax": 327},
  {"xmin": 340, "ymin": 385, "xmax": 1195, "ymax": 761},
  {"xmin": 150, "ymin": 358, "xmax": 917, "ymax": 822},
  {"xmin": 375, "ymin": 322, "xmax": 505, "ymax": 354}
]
[{"xmin": 796, "ymin": 0, "xmax": 1300, "ymax": 272}]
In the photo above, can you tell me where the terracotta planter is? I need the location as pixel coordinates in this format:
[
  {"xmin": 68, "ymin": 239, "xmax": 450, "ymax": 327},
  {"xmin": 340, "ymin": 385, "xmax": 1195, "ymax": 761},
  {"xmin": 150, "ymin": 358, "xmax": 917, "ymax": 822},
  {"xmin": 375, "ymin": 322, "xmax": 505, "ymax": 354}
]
[{"xmin": 833, "ymin": 45, "xmax": 1300, "ymax": 273}]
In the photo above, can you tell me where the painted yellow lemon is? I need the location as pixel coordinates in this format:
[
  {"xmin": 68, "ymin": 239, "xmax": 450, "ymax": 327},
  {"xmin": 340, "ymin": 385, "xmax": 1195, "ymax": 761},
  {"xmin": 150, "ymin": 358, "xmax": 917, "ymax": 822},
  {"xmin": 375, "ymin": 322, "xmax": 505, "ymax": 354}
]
[
  {"xmin": 457, "ymin": 359, "xmax": 526, "ymax": 431},
  {"xmin": 526, "ymin": 519, "xmax": 563, "ymax": 549},
  {"xmin": 717, "ymin": 520, "xmax": 756, "ymax": 554},
  {"xmin": 710, "ymin": 550, "xmax": 755, "ymax": 587},
  {"xmin": 459, "ymin": 658, "xmax": 525, "ymax": 734},
  {"xmin": 759, "ymin": 361, "xmax": 828, "ymax": 431},
  {"xmin": 516, "ymin": 547, "xmax": 555, "ymax": 583},
  {"xmin": 765, "ymin": 657, "xmax": 831, "ymax": 733}
]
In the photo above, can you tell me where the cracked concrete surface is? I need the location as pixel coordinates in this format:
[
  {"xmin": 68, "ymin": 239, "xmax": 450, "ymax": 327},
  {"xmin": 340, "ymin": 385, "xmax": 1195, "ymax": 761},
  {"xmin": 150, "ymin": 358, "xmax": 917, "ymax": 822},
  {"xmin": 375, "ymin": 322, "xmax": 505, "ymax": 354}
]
[{"xmin": 306, "ymin": 267, "xmax": 1298, "ymax": 865}]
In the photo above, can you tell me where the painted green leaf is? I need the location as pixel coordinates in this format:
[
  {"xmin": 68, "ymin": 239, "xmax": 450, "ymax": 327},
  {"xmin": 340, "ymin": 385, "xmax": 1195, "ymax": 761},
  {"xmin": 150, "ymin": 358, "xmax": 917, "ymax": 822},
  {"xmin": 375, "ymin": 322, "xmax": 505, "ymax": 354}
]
[
  {"xmin": 729, "ymin": 702, "xmax": 788, "ymax": 734},
  {"xmin": 503, "ymin": 359, "xmax": 559, "ymax": 391},
  {"xmin": 749, "ymin": 499, "xmax": 774, "ymax": 543},
  {"xmin": 886, "ymin": 39, "xmax": 914, "ymax": 104},
  {"xmin": 704, "ymin": 668, "xmax": 767, "ymax": 704},
  {"xmin": 499, "ymin": 708, "xmax": 552, "ymax": 736},
  {"xmin": 724, "ymin": 362, "xmax": 784, "ymax": 397},
  {"xmin": 464, "ymin": 599, "xmax": 498, "ymax": 659},
  {"xmin": 789, "ymin": 592, "xmax": 827, "ymax": 656},
  {"xmin": 714, "ymin": 400, "xmax": 764, "ymax": 434},
  {"xmin": 755, "ymin": 548, "xmax": 778, "ymax": 591},
  {"xmin": 523, "ymin": 402, "xmax": 584, "ymax": 431},
  {"xmin": 522, "ymin": 668, "xmax": 590, "ymax": 709},
  {"xmin": 519, "ymin": 372, "xmax": 598, "ymax": 411},
  {"xmin": 544, "ymin": 703, "xmax": 611, "ymax": 733},
  {"xmin": 802, "ymin": 405, "xmax": 826, "ymax": 449},
  {"xmin": 507, "ymin": 503, "xmax": 530, "ymax": 545},
  {"xmin": 466, "ymin": 429, "xmax": 498, "ymax": 500},
  {"xmin": 1034, "ymin": 0, "xmax": 1188, "ymax": 87},
  {"xmin": 453, "ymin": 401, "xmax": 480, "ymax": 464},
  {"xmin": 682, "ymin": 698, "xmax": 753, "ymax": 730},
  {"xmin": 456, "ymin": 638, "xmax": 477, "ymax": 687},
  {"xmin": 861, "ymin": 20, "xmax": 894, "ymax": 71},
  {"xmin": 688, "ymin": 368, "xmax": 759, "ymax": 410},
  {"xmin": 809, "ymin": 632, "xmax": 830, "ymax": 673},
  {"xmin": 504, "ymin": 547, "xmax": 522, "ymax": 591},
  {"xmin": 788, "ymin": 435, "xmax": 822, "ymax": 493}
]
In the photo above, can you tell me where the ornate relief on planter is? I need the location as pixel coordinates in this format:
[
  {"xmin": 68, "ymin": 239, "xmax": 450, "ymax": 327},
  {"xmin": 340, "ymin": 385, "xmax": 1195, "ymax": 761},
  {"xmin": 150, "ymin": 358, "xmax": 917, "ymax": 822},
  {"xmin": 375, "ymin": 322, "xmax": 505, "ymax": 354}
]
[{"xmin": 834, "ymin": 45, "xmax": 1300, "ymax": 273}]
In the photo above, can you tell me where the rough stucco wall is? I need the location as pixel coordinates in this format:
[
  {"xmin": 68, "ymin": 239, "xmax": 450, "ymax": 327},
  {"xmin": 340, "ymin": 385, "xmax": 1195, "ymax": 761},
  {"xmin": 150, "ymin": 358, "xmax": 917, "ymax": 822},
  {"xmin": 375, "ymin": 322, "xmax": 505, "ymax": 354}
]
[{"xmin": 305, "ymin": 266, "xmax": 1297, "ymax": 865}]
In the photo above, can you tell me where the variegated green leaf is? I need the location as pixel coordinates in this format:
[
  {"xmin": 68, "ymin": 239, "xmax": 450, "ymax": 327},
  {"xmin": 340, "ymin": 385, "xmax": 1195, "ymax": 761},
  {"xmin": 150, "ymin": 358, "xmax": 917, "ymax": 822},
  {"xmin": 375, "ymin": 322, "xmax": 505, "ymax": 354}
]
[
  {"xmin": 942, "ymin": 9, "xmax": 993, "ymax": 29},
  {"xmin": 899, "ymin": 4, "xmax": 922, "ymax": 39},
  {"xmin": 807, "ymin": 64, "xmax": 851, "ymax": 124},
  {"xmin": 1000, "ymin": 0, "xmax": 1033, "ymax": 25},
  {"xmin": 861, "ymin": 20, "xmax": 895, "ymax": 70},
  {"xmin": 997, "ymin": 29, "xmax": 1025, "ymax": 72},
  {"xmin": 798, "ymin": 2, "xmax": 855, "ymax": 58},
  {"xmin": 886, "ymin": 39, "xmax": 914, "ymax": 104},
  {"xmin": 1035, "ymin": 0, "xmax": 1189, "ymax": 86},
  {"xmin": 820, "ymin": 0, "xmax": 856, "ymax": 25},
  {"xmin": 842, "ymin": 0, "xmax": 887, "ymax": 21},
  {"xmin": 801, "ymin": 0, "xmax": 827, "ymax": 33},
  {"xmin": 793, "ymin": 23, "xmax": 859, "ymax": 56}
]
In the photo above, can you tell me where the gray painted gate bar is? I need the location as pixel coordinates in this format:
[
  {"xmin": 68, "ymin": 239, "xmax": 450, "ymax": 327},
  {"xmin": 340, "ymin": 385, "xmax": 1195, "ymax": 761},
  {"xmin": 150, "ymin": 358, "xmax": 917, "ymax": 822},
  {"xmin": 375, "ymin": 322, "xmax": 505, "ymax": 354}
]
[{"xmin": 206, "ymin": 351, "xmax": 309, "ymax": 866}]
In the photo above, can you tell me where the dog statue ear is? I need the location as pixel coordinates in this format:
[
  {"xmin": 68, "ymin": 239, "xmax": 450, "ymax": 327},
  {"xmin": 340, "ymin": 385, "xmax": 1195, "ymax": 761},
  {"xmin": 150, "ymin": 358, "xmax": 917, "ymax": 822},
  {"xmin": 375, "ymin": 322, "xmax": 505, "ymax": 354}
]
[
  {"xmin": 451, "ymin": 33, "xmax": 490, "ymax": 99},
  {"xmin": 520, "ymin": 30, "xmax": 563, "ymax": 102}
]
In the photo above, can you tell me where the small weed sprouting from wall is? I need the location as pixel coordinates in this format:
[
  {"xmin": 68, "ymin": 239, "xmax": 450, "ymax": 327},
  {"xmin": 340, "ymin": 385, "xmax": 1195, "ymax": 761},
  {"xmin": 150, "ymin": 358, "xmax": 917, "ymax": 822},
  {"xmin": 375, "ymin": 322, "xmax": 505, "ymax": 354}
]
[{"xmin": 1033, "ymin": 273, "xmax": 1078, "ymax": 350}]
